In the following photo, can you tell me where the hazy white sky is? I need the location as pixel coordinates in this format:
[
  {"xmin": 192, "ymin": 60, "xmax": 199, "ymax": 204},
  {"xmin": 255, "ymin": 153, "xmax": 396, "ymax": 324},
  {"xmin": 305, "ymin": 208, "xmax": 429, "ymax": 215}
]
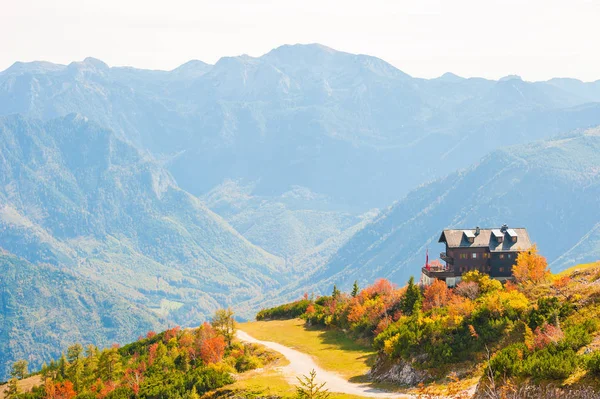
[{"xmin": 2, "ymin": 0, "xmax": 600, "ymax": 81}]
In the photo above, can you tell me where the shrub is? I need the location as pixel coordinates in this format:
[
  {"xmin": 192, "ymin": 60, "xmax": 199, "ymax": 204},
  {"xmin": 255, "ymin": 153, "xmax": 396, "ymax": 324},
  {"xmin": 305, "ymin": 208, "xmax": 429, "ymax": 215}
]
[
  {"xmin": 523, "ymin": 348, "xmax": 578, "ymax": 380},
  {"xmin": 586, "ymin": 351, "xmax": 600, "ymax": 376},
  {"xmin": 256, "ymin": 299, "xmax": 311, "ymax": 320},
  {"xmin": 489, "ymin": 343, "xmax": 528, "ymax": 378},
  {"xmin": 234, "ymin": 355, "xmax": 262, "ymax": 372}
]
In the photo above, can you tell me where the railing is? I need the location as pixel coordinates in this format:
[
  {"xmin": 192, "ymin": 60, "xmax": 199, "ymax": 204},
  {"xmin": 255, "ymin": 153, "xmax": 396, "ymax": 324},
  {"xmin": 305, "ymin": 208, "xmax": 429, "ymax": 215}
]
[{"xmin": 440, "ymin": 252, "xmax": 454, "ymax": 264}]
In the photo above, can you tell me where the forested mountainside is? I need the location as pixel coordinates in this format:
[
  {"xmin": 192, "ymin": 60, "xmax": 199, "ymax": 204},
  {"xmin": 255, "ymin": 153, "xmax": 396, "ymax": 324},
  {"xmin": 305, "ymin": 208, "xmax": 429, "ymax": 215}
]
[
  {"xmin": 2, "ymin": 44, "xmax": 600, "ymax": 208},
  {"xmin": 1, "ymin": 310, "xmax": 277, "ymax": 399},
  {"xmin": 317, "ymin": 126, "xmax": 600, "ymax": 289},
  {"xmin": 254, "ymin": 126, "xmax": 600, "ymax": 303},
  {"xmin": 2, "ymin": 44, "xmax": 600, "ymax": 383},
  {"xmin": 0, "ymin": 114, "xmax": 287, "ymax": 378},
  {"xmin": 201, "ymin": 180, "xmax": 374, "ymax": 263},
  {"xmin": 0, "ymin": 253, "xmax": 161, "ymax": 381}
]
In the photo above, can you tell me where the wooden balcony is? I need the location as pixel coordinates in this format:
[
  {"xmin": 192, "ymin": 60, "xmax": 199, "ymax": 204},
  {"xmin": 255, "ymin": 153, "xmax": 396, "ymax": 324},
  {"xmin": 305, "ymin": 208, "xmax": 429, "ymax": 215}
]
[
  {"xmin": 440, "ymin": 251, "xmax": 454, "ymax": 264},
  {"xmin": 422, "ymin": 267, "xmax": 457, "ymax": 279}
]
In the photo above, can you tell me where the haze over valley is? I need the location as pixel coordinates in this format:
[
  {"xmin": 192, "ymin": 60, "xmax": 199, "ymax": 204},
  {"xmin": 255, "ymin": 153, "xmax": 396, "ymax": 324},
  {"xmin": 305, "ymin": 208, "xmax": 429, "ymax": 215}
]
[{"xmin": 1, "ymin": 44, "xmax": 600, "ymax": 379}]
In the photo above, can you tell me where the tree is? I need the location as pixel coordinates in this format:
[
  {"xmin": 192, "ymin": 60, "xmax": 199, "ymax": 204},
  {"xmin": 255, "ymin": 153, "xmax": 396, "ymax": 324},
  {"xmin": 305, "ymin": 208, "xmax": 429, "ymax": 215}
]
[
  {"xmin": 399, "ymin": 276, "xmax": 422, "ymax": 315},
  {"xmin": 296, "ymin": 369, "xmax": 330, "ymax": 399},
  {"xmin": 67, "ymin": 343, "xmax": 84, "ymax": 390},
  {"xmin": 84, "ymin": 345, "xmax": 99, "ymax": 381},
  {"xmin": 351, "ymin": 281, "xmax": 359, "ymax": 297},
  {"xmin": 58, "ymin": 354, "xmax": 67, "ymax": 379},
  {"xmin": 331, "ymin": 285, "xmax": 341, "ymax": 299},
  {"xmin": 512, "ymin": 245, "xmax": 550, "ymax": 285},
  {"xmin": 200, "ymin": 336, "xmax": 226, "ymax": 364},
  {"xmin": 50, "ymin": 381, "xmax": 76, "ymax": 399},
  {"xmin": 455, "ymin": 281, "xmax": 480, "ymax": 300},
  {"xmin": 5, "ymin": 378, "xmax": 19, "ymax": 398},
  {"xmin": 211, "ymin": 308, "xmax": 235, "ymax": 347},
  {"xmin": 10, "ymin": 359, "xmax": 28, "ymax": 380},
  {"xmin": 98, "ymin": 348, "xmax": 122, "ymax": 382},
  {"xmin": 422, "ymin": 279, "xmax": 450, "ymax": 311}
]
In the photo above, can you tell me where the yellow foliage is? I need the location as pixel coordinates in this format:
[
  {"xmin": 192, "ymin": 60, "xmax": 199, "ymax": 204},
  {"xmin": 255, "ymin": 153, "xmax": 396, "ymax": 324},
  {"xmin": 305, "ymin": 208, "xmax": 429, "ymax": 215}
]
[
  {"xmin": 383, "ymin": 335, "xmax": 399, "ymax": 357},
  {"xmin": 462, "ymin": 270, "xmax": 501, "ymax": 293},
  {"xmin": 513, "ymin": 245, "xmax": 550, "ymax": 285}
]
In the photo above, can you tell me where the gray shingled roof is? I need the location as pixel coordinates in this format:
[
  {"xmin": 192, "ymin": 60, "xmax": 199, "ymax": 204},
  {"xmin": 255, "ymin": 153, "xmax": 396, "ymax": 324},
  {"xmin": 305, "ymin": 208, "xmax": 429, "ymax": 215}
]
[{"xmin": 438, "ymin": 227, "xmax": 532, "ymax": 252}]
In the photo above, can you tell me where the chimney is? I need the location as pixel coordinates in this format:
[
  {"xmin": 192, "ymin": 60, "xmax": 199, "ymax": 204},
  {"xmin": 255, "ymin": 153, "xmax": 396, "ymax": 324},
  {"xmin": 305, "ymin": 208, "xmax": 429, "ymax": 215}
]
[
  {"xmin": 501, "ymin": 224, "xmax": 508, "ymax": 233},
  {"xmin": 475, "ymin": 226, "xmax": 480, "ymax": 236}
]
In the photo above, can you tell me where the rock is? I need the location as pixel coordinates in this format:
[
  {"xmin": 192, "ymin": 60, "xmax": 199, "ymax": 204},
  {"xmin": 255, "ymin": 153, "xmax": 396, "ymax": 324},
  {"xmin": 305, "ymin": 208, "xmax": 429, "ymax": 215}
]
[{"xmin": 368, "ymin": 355, "xmax": 429, "ymax": 386}]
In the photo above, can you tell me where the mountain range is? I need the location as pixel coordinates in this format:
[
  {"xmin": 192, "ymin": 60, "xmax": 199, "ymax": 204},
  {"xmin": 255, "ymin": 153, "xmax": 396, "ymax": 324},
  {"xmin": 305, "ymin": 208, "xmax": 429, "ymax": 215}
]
[{"xmin": 1, "ymin": 43, "xmax": 600, "ymax": 379}]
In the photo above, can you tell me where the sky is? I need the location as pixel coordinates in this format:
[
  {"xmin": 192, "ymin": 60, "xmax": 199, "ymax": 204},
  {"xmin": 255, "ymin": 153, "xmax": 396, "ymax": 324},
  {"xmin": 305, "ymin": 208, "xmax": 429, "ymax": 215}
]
[{"xmin": 2, "ymin": 0, "xmax": 600, "ymax": 81}]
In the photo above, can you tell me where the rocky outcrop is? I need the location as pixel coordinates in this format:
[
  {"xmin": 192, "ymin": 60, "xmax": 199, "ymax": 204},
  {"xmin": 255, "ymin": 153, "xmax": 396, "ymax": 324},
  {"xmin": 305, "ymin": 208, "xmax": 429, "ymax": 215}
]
[{"xmin": 368, "ymin": 354, "xmax": 430, "ymax": 386}]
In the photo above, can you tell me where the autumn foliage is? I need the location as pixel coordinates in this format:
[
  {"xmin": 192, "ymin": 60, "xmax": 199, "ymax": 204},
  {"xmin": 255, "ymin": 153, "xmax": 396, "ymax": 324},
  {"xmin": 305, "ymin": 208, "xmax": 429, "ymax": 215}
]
[
  {"xmin": 512, "ymin": 245, "xmax": 550, "ymax": 285},
  {"xmin": 19, "ymin": 309, "xmax": 264, "ymax": 399}
]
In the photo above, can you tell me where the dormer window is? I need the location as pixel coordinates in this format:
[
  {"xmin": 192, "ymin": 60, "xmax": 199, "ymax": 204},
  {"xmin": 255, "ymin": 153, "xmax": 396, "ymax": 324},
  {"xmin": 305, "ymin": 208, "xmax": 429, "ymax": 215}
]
[
  {"xmin": 492, "ymin": 229, "xmax": 504, "ymax": 243},
  {"xmin": 507, "ymin": 229, "xmax": 518, "ymax": 243},
  {"xmin": 463, "ymin": 230, "xmax": 475, "ymax": 244}
]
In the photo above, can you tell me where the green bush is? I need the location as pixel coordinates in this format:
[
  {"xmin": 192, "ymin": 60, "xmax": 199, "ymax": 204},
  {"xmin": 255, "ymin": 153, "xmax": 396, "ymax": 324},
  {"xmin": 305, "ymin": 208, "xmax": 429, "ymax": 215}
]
[
  {"xmin": 586, "ymin": 351, "xmax": 600, "ymax": 375},
  {"xmin": 523, "ymin": 348, "xmax": 578, "ymax": 380},
  {"xmin": 234, "ymin": 355, "xmax": 262, "ymax": 372},
  {"xmin": 256, "ymin": 299, "xmax": 311, "ymax": 320},
  {"xmin": 489, "ymin": 343, "xmax": 527, "ymax": 378}
]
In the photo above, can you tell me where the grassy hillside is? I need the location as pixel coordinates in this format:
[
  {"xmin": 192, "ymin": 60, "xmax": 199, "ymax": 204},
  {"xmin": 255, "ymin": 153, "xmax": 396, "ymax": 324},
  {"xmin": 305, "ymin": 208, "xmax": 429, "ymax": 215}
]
[
  {"xmin": 240, "ymin": 319, "xmax": 375, "ymax": 381},
  {"xmin": 256, "ymin": 256, "xmax": 600, "ymax": 396}
]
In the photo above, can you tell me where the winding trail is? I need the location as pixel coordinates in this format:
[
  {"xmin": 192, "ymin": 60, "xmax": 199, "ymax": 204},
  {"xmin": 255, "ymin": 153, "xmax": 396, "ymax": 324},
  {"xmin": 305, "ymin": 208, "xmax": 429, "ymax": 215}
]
[{"xmin": 237, "ymin": 330, "xmax": 414, "ymax": 398}]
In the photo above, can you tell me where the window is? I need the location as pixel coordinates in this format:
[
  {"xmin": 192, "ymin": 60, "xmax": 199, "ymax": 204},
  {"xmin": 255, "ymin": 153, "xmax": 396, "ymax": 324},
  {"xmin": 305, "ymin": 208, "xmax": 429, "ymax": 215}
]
[
  {"xmin": 499, "ymin": 254, "xmax": 505, "ymax": 259},
  {"xmin": 508, "ymin": 254, "xmax": 512, "ymax": 259},
  {"xmin": 499, "ymin": 267, "xmax": 504, "ymax": 272},
  {"xmin": 472, "ymin": 253, "xmax": 477, "ymax": 259},
  {"xmin": 483, "ymin": 253, "xmax": 490, "ymax": 259},
  {"xmin": 460, "ymin": 253, "xmax": 467, "ymax": 259}
]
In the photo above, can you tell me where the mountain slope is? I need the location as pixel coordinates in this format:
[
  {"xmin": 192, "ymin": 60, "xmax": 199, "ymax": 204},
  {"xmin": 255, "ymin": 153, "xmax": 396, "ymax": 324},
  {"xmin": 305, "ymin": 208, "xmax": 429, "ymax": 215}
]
[
  {"xmin": 0, "ymin": 114, "xmax": 289, "ymax": 377},
  {"xmin": 307, "ymin": 126, "xmax": 600, "ymax": 291},
  {"xmin": 202, "ymin": 180, "xmax": 373, "ymax": 264},
  {"xmin": 0, "ymin": 251, "xmax": 162, "ymax": 380},
  {"xmin": 3, "ymin": 45, "xmax": 600, "ymax": 208}
]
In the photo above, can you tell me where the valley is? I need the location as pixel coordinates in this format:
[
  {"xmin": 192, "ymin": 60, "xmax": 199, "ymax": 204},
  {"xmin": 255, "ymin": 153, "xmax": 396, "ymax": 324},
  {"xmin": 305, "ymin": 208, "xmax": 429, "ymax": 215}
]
[{"xmin": 1, "ymin": 44, "xmax": 600, "ymax": 389}]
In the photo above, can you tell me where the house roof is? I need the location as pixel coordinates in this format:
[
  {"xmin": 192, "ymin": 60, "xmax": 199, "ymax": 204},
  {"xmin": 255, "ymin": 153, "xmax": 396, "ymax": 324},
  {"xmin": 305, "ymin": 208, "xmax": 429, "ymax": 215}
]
[{"xmin": 438, "ymin": 227, "xmax": 532, "ymax": 252}]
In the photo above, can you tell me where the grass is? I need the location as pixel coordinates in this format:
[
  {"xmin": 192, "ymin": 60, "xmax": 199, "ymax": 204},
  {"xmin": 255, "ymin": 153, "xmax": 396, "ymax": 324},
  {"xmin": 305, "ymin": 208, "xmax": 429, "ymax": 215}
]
[
  {"xmin": 211, "ymin": 339, "xmax": 372, "ymax": 399},
  {"xmin": 0, "ymin": 375, "xmax": 42, "ymax": 399},
  {"xmin": 557, "ymin": 261, "xmax": 600, "ymax": 276},
  {"xmin": 239, "ymin": 319, "xmax": 376, "ymax": 381}
]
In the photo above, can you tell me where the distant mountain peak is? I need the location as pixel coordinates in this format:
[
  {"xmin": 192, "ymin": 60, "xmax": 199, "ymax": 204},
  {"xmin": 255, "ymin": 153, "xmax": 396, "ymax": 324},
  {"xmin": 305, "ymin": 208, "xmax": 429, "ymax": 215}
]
[
  {"xmin": 499, "ymin": 74, "xmax": 523, "ymax": 82},
  {"xmin": 436, "ymin": 72, "xmax": 465, "ymax": 82},
  {"xmin": 2, "ymin": 60, "xmax": 65, "ymax": 75},
  {"xmin": 68, "ymin": 57, "xmax": 109, "ymax": 72},
  {"xmin": 171, "ymin": 59, "xmax": 212, "ymax": 78}
]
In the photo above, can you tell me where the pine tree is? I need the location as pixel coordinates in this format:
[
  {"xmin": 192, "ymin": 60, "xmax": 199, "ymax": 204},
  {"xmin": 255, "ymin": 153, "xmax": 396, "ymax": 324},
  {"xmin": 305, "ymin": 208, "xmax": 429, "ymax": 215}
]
[
  {"xmin": 67, "ymin": 343, "xmax": 84, "ymax": 390},
  {"xmin": 58, "ymin": 354, "xmax": 67, "ymax": 380},
  {"xmin": 296, "ymin": 369, "xmax": 330, "ymax": 399},
  {"xmin": 400, "ymin": 276, "xmax": 422, "ymax": 315},
  {"xmin": 84, "ymin": 345, "xmax": 99, "ymax": 381},
  {"xmin": 332, "ymin": 284, "xmax": 341, "ymax": 299},
  {"xmin": 351, "ymin": 281, "xmax": 359, "ymax": 297},
  {"xmin": 98, "ymin": 348, "xmax": 122, "ymax": 382}
]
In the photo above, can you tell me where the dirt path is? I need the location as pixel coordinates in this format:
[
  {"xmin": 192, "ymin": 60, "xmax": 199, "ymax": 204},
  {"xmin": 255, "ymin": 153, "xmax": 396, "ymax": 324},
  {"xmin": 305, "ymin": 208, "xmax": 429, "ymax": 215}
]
[{"xmin": 237, "ymin": 330, "xmax": 414, "ymax": 398}]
